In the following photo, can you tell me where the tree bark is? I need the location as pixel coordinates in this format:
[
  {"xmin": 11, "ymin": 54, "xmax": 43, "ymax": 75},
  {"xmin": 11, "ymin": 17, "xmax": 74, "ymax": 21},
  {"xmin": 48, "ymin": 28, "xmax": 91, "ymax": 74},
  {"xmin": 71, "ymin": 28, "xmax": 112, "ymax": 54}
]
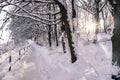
[
  {"xmin": 54, "ymin": 0, "xmax": 77, "ymax": 63},
  {"xmin": 93, "ymin": 0, "xmax": 100, "ymax": 43},
  {"xmin": 101, "ymin": 10, "xmax": 107, "ymax": 33},
  {"xmin": 53, "ymin": 4, "xmax": 59, "ymax": 46},
  {"xmin": 61, "ymin": 24, "xmax": 66, "ymax": 53},
  {"xmin": 48, "ymin": 3, "xmax": 52, "ymax": 47},
  {"xmin": 112, "ymin": 0, "xmax": 120, "ymax": 66}
]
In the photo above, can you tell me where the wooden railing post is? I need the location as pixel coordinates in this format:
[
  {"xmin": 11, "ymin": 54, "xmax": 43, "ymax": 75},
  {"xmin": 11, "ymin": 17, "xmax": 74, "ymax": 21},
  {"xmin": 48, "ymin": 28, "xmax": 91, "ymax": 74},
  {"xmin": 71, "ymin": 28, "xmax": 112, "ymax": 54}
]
[
  {"xmin": 9, "ymin": 56, "xmax": 12, "ymax": 71},
  {"xmin": 24, "ymin": 48, "xmax": 26, "ymax": 55},
  {"xmin": 19, "ymin": 50, "xmax": 21, "ymax": 60}
]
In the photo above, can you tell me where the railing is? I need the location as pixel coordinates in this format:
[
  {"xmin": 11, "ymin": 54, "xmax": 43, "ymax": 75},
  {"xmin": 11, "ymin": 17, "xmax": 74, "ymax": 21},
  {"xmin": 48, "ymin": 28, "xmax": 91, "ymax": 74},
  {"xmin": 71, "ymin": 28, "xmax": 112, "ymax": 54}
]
[{"xmin": 0, "ymin": 44, "xmax": 31, "ymax": 78}]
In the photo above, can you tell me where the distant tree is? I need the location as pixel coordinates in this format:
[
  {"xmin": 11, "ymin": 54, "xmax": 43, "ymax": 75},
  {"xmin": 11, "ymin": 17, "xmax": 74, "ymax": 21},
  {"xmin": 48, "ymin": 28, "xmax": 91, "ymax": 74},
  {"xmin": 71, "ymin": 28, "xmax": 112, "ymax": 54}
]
[{"xmin": 77, "ymin": 0, "xmax": 107, "ymax": 42}]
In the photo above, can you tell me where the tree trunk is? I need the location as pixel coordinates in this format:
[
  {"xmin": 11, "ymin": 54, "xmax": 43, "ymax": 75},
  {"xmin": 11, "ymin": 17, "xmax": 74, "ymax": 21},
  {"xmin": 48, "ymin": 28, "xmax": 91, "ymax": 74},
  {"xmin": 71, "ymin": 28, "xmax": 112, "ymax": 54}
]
[
  {"xmin": 72, "ymin": 0, "xmax": 76, "ymax": 33},
  {"xmin": 54, "ymin": 0, "xmax": 77, "ymax": 63},
  {"xmin": 48, "ymin": 3, "xmax": 52, "ymax": 47},
  {"xmin": 53, "ymin": 4, "xmax": 59, "ymax": 46},
  {"xmin": 101, "ymin": 10, "xmax": 107, "ymax": 33},
  {"xmin": 93, "ymin": 0, "xmax": 100, "ymax": 43},
  {"xmin": 112, "ymin": 0, "xmax": 120, "ymax": 66},
  {"xmin": 62, "ymin": 35, "xmax": 66, "ymax": 53}
]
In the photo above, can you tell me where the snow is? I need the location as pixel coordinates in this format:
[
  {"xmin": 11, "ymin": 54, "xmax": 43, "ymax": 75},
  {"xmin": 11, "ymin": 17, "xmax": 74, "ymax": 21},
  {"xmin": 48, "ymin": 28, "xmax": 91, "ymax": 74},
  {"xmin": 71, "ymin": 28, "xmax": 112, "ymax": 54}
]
[
  {"xmin": 0, "ymin": 5, "xmax": 14, "ymax": 44},
  {"xmin": 0, "ymin": 35, "xmax": 117, "ymax": 80},
  {"xmin": 0, "ymin": 0, "xmax": 117, "ymax": 80}
]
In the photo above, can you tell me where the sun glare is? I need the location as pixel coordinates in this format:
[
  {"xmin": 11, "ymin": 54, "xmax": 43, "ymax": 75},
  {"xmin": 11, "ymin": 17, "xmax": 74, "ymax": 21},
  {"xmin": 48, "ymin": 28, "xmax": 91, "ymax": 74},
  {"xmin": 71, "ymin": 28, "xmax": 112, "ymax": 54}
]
[{"xmin": 86, "ymin": 22, "xmax": 95, "ymax": 33}]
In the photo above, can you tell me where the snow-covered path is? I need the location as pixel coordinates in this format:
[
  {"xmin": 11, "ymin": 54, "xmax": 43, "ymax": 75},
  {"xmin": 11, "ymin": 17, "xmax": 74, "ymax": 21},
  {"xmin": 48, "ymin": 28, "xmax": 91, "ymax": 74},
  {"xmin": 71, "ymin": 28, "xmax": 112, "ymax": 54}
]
[
  {"xmin": 2, "ymin": 40, "xmax": 114, "ymax": 80},
  {"xmin": 17, "ymin": 41, "xmax": 93, "ymax": 80},
  {"xmin": 77, "ymin": 40, "xmax": 113, "ymax": 80},
  {"xmin": 20, "ymin": 40, "xmax": 113, "ymax": 80}
]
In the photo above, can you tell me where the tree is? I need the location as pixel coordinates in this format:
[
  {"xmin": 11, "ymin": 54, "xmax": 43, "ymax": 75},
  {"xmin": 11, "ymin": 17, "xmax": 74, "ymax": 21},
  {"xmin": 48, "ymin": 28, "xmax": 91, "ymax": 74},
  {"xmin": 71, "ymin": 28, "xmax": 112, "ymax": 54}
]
[
  {"xmin": 54, "ymin": 0, "xmax": 77, "ymax": 63},
  {"xmin": 77, "ymin": 0, "xmax": 107, "ymax": 42},
  {"xmin": 110, "ymin": 0, "xmax": 120, "ymax": 66},
  {"xmin": 0, "ymin": 0, "xmax": 77, "ymax": 63},
  {"xmin": 93, "ymin": 0, "xmax": 100, "ymax": 43}
]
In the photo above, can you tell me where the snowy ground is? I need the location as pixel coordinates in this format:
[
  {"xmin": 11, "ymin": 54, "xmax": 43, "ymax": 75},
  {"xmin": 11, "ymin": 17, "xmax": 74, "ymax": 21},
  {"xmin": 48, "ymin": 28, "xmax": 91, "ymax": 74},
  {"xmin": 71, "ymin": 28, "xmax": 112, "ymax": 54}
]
[{"xmin": 1, "ymin": 34, "xmax": 118, "ymax": 80}]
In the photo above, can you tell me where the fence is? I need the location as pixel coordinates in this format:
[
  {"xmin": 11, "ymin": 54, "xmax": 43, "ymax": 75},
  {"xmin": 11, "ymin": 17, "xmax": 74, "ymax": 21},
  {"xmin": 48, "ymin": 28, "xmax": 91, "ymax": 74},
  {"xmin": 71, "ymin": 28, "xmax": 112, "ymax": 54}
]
[{"xmin": 0, "ymin": 44, "xmax": 31, "ymax": 78}]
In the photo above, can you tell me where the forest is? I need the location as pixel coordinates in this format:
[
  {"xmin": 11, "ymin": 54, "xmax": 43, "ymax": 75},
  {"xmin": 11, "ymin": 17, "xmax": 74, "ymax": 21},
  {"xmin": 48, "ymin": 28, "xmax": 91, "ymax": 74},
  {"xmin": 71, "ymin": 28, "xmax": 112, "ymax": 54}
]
[{"xmin": 0, "ymin": 0, "xmax": 120, "ymax": 80}]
